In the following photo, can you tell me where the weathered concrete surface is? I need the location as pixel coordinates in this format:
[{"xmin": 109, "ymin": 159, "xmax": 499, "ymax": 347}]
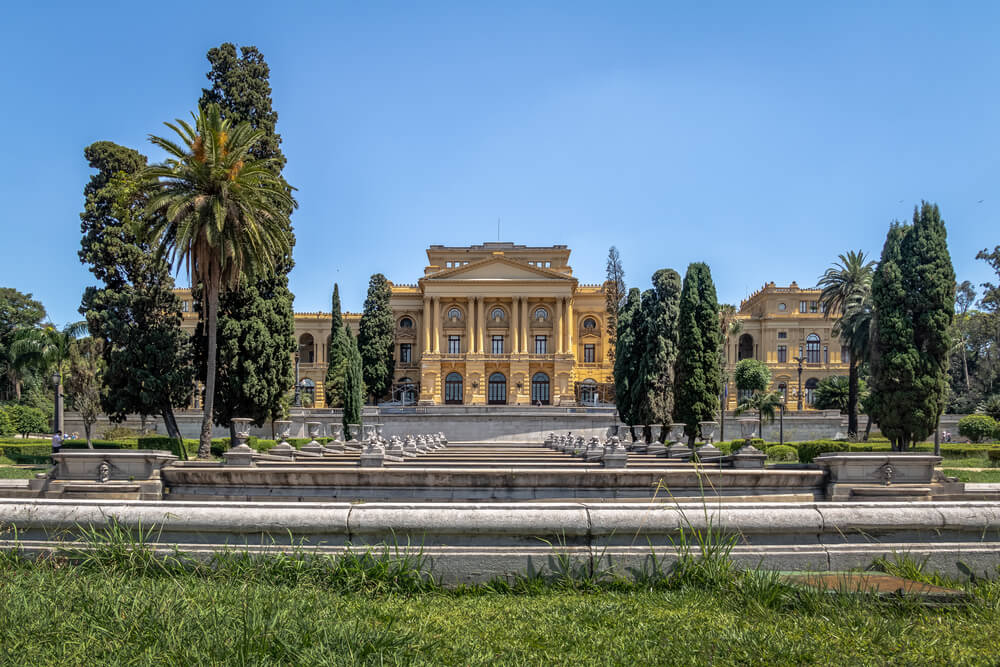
[
  {"xmin": 1, "ymin": 499, "xmax": 999, "ymax": 583},
  {"xmin": 161, "ymin": 466, "xmax": 826, "ymax": 502}
]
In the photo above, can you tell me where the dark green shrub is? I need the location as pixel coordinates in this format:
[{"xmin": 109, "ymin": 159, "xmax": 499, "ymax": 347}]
[
  {"xmin": 0, "ymin": 407, "xmax": 12, "ymax": 436},
  {"xmin": 100, "ymin": 425, "xmax": 139, "ymax": 440},
  {"xmin": 61, "ymin": 440, "xmax": 138, "ymax": 450},
  {"xmin": 0, "ymin": 443, "xmax": 53, "ymax": 464},
  {"xmin": 958, "ymin": 415, "xmax": 998, "ymax": 443},
  {"xmin": 136, "ymin": 436, "xmax": 199, "ymax": 459},
  {"xmin": 797, "ymin": 440, "xmax": 849, "ymax": 463},
  {"xmin": 6, "ymin": 405, "xmax": 49, "ymax": 437},
  {"xmin": 766, "ymin": 445, "xmax": 798, "ymax": 462},
  {"xmin": 988, "ymin": 449, "xmax": 1000, "ymax": 465}
]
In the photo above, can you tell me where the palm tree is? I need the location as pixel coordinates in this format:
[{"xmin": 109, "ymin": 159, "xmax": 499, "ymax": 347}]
[
  {"xmin": 734, "ymin": 389, "xmax": 784, "ymax": 443},
  {"xmin": 818, "ymin": 251, "xmax": 875, "ymax": 439},
  {"xmin": 10, "ymin": 321, "xmax": 88, "ymax": 433},
  {"xmin": 141, "ymin": 104, "xmax": 294, "ymax": 458}
]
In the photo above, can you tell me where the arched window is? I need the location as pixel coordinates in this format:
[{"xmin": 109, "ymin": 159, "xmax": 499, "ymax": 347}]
[
  {"xmin": 298, "ymin": 378, "xmax": 315, "ymax": 407},
  {"xmin": 399, "ymin": 317, "xmax": 413, "ymax": 328},
  {"xmin": 738, "ymin": 333, "xmax": 754, "ymax": 361},
  {"xmin": 488, "ymin": 372, "xmax": 507, "ymax": 405},
  {"xmin": 444, "ymin": 372, "xmax": 463, "ymax": 404},
  {"xmin": 580, "ymin": 378, "xmax": 597, "ymax": 405},
  {"xmin": 298, "ymin": 334, "xmax": 315, "ymax": 364},
  {"xmin": 532, "ymin": 372, "xmax": 550, "ymax": 406},
  {"xmin": 777, "ymin": 382, "xmax": 787, "ymax": 402},
  {"xmin": 582, "ymin": 317, "xmax": 597, "ymax": 331},
  {"xmin": 534, "ymin": 307, "xmax": 548, "ymax": 320},
  {"xmin": 448, "ymin": 308, "xmax": 462, "ymax": 320},
  {"xmin": 805, "ymin": 377, "xmax": 819, "ymax": 406},
  {"xmin": 806, "ymin": 334, "xmax": 821, "ymax": 364},
  {"xmin": 490, "ymin": 307, "xmax": 505, "ymax": 321}
]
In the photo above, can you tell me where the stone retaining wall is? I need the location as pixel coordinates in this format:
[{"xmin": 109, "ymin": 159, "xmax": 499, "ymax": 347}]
[{"xmin": 2, "ymin": 499, "xmax": 998, "ymax": 583}]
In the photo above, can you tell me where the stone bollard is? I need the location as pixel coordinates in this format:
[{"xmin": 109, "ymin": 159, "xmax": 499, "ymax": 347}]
[
  {"xmin": 359, "ymin": 441, "xmax": 385, "ymax": 467},
  {"xmin": 223, "ymin": 418, "xmax": 256, "ymax": 466},
  {"xmin": 403, "ymin": 435, "xmax": 418, "ymax": 458},
  {"xmin": 666, "ymin": 423, "xmax": 693, "ymax": 459},
  {"xmin": 385, "ymin": 436, "xmax": 405, "ymax": 461},
  {"xmin": 438, "ymin": 432, "xmax": 448, "ymax": 447},
  {"xmin": 602, "ymin": 440, "xmax": 628, "ymax": 468},
  {"xmin": 269, "ymin": 420, "xmax": 297, "ymax": 460},
  {"xmin": 544, "ymin": 432, "xmax": 554, "ymax": 448},
  {"xmin": 583, "ymin": 437, "xmax": 604, "ymax": 462}
]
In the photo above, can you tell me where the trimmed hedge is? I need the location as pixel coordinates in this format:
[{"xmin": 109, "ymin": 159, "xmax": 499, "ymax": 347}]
[
  {"xmin": 766, "ymin": 445, "xmax": 798, "ymax": 462},
  {"xmin": 958, "ymin": 415, "xmax": 999, "ymax": 444}
]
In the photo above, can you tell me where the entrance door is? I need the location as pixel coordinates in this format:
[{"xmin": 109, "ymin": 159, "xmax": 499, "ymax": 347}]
[
  {"xmin": 488, "ymin": 372, "xmax": 507, "ymax": 405},
  {"xmin": 444, "ymin": 372, "xmax": 463, "ymax": 404},
  {"xmin": 531, "ymin": 372, "xmax": 550, "ymax": 405}
]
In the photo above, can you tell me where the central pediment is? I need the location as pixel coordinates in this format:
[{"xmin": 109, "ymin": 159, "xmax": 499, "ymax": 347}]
[{"xmin": 423, "ymin": 256, "xmax": 574, "ymax": 282}]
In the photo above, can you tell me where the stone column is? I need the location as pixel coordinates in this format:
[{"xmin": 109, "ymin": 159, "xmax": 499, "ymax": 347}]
[
  {"xmin": 465, "ymin": 296, "xmax": 474, "ymax": 354},
  {"xmin": 477, "ymin": 297, "xmax": 486, "ymax": 354},
  {"xmin": 421, "ymin": 296, "xmax": 434, "ymax": 354},
  {"xmin": 521, "ymin": 298, "xmax": 528, "ymax": 353},
  {"xmin": 565, "ymin": 296, "xmax": 574, "ymax": 357},
  {"xmin": 511, "ymin": 297, "xmax": 519, "ymax": 354},
  {"xmin": 432, "ymin": 297, "xmax": 440, "ymax": 353},
  {"xmin": 556, "ymin": 298, "xmax": 564, "ymax": 354}
]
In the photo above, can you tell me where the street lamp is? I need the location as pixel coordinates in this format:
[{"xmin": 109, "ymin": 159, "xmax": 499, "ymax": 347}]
[
  {"xmin": 293, "ymin": 353, "xmax": 301, "ymax": 407},
  {"xmin": 793, "ymin": 355, "xmax": 805, "ymax": 411},
  {"xmin": 50, "ymin": 370, "xmax": 61, "ymax": 434}
]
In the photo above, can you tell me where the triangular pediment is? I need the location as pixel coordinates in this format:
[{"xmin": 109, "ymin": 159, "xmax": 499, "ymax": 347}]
[{"xmin": 424, "ymin": 256, "xmax": 573, "ymax": 282}]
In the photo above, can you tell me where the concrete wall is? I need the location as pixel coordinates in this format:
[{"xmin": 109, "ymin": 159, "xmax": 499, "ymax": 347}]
[
  {"xmin": 63, "ymin": 409, "xmax": 973, "ymax": 443},
  {"xmin": 3, "ymin": 498, "xmax": 999, "ymax": 583}
]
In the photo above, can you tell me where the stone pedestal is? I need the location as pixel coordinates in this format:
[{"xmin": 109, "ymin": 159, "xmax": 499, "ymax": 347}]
[
  {"xmin": 602, "ymin": 444, "xmax": 628, "ymax": 468},
  {"xmin": 815, "ymin": 452, "xmax": 943, "ymax": 501},
  {"xmin": 359, "ymin": 443, "xmax": 385, "ymax": 467},
  {"xmin": 731, "ymin": 444, "xmax": 767, "ymax": 469}
]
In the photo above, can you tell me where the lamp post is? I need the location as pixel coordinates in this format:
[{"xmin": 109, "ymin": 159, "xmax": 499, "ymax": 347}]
[
  {"xmin": 793, "ymin": 355, "xmax": 805, "ymax": 411},
  {"xmin": 778, "ymin": 400, "xmax": 785, "ymax": 447},
  {"xmin": 50, "ymin": 370, "xmax": 62, "ymax": 435},
  {"xmin": 293, "ymin": 353, "xmax": 301, "ymax": 407}
]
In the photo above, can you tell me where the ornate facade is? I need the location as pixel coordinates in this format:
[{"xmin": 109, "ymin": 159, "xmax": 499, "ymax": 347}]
[
  {"xmin": 723, "ymin": 282, "xmax": 849, "ymax": 411},
  {"xmin": 177, "ymin": 242, "xmax": 614, "ymax": 407}
]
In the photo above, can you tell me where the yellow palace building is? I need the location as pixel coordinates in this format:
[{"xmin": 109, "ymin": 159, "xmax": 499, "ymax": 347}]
[
  {"xmin": 177, "ymin": 242, "xmax": 614, "ymax": 407},
  {"xmin": 176, "ymin": 244, "xmax": 847, "ymax": 411}
]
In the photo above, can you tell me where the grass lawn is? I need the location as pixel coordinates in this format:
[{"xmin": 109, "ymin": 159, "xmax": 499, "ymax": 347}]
[
  {"xmin": 0, "ymin": 541, "xmax": 999, "ymax": 666},
  {"xmin": 942, "ymin": 468, "xmax": 1000, "ymax": 483},
  {"xmin": 939, "ymin": 456, "xmax": 996, "ymax": 468},
  {"xmin": 0, "ymin": 465, "xmax": 48, "ymax": 479}
]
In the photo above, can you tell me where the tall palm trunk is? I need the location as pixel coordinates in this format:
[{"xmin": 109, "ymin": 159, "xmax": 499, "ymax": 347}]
[
  {"xmin": 199, "ymin": 280, "xmax": 219, "ymax": 458},
  {"xmin": 847, "ymin": 357, "xmax": 859, "ymax": 440}
]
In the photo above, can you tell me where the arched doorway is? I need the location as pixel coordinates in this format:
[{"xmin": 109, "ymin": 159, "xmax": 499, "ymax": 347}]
[
  {"xmin": 580, "ymin": 378, "xmax": 597, "ymax": 405},
  {"xmin": 488, "ymin": 372, "xmax": 507, "ymax": 405},
  {"xmin": 396, "ymin": 377, "xmax": 417, "ymax": 405},
  {"xmin": 805, "ymin": 377, "xmax": 819, "ymax": 406},
  {"xmin": 738, "ymin": 333, "xmax": 754, "ymax": 360},
  {"xmin": 444, "ymin": 372, "xmax": 463, "ymax": 404},
  {"xmin": 298, "ymin": 378, "xmax": 315, "ymax": 407},
  {"xmin": 298, "ymin": 333, "xmax": 315, "ymax": 363},
  {"xmin": 532, "ymin": 372, "xmax": 550, "ymax": 406}
]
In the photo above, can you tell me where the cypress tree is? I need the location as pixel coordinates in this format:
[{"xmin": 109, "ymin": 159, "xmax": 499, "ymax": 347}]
[
  {"xmin": 358, "ymin": 274, "xmax": 395, "ymax": 403},
  {"xmin": 870, "ymin": 204, "xmax": 955, "ymax": 450},
  {"xmin": 612, "ymin": 288, "xmax": 641, "ymax": 430},
  {"xmin": 342, "ymin": 326, "xmax": 364, "ymax": 434},
  {"xmin": 78, "ymin": 141, "xmax": 193, "ymax": 439},
  {"xmin": 605, "ymin": 246, "xmax": 626, "ymax": 362},
  {"xmin": 633, "ymin": 269, "xmax": 682, "ymax": 440},
  {"xmin": 324, "ymin": 284, "xmax": 349, "ymax": 407},
  {"xmin": 192, "ymin": 43, "xmax": 297, "ymax": 428},
  {"xmin": 673, "ymin": 263, "xmax": 723, "ymax": 445}
]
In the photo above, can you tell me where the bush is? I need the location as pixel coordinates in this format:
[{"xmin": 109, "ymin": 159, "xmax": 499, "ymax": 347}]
[
  {"xmin": 137, "ymin": 436, "xmax": 199, "ymax": 459},
  {"xmin": 61, "ymin": 440, "xmax": 138, "ymax": 450},
  {"xmin": 0, "ymin": 407, "xmax": 11, "ymax": 437},
  {"xmin": 958, "ymin": 415, "xmax": 998, "ymax": 444},
  {"xmin": 6, "ymin": 405, "xmax": 49, "ymax": 437},
  {"xmin": 797, "ymin": 440, "xmax": 849, "ymax": 463},
  {"xmin": 765, "ymin": 445, "xmax": 798, "ymax": 462},
  {"xmin": 733, "ymin": 360, "xmax": 771, "ymax": 393},
  {"xmin": 100, "ymin": 425, "xmax": 139, "ymax": 440},
  {"xmin": 988, "ymin": 449, "xmax": 1000, "ymax": 465},
  {"xmin": 0, "ymin": 443, "xmax": 53, "ymax": 464}
]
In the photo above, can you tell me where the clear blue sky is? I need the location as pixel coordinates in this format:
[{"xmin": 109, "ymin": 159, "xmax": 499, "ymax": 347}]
[{"xmin": 1, "ymin": 1, "xmax": 996, "ymax": 324}]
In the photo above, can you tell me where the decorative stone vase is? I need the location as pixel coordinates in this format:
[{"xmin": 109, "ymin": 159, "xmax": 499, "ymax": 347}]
[
  {"xmin": 231, "ymin": 418, "xmax": 253, "ymax": 449},
  {"xmin": 306, "ymin": 421, "xmax": 322, "ymax": 442},
  {"xmin": 737, "ymin": 418, "xmax": 758, "ymax": 441},
  {"xmin": 698, "ymin": 421, "xmax": 718, "ymax": 444},
  {"xmin": 223, "ymin": 418, "xmax": 255, "ymax": 466},
  {"xmin": 274, "ymin": 421, "xmax": 292, "ymax": 446},
  {"xmin": 328, "ymin": 423, "xmax": 344, "ymax": 442},
  {"xmin": 668, "ymin": 423, "xmax": 687, "ymax": 444},
  {"xmin": 347, "ymin": 424, "xmax": 362, "ymax": 443}
]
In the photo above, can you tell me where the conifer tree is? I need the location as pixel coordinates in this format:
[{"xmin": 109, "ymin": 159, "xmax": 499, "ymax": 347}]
[
  {"xmin": 78, "ymin": 141, "xmax": 192, "ymax": 439},
  {"xmin": 870, "ymin": 203, "xmax": 955, "ymax": 450},
  {"xmin": 358, "ymin": 274, "xmax": 395, "ymax": 403},
  {"xmin": 342, "ymin": 326, "xmax": 364, "ymax": 434},
  {"xmin": 324, "ymin": 284, "xmax": 349, "ymax": 407},
  {"xmin": 673, "ymin": 263, "xmax": 723, "ymax": 445},
  {"xmin": 633, "ymin": 269, "xmax": 682, "ymax": 440},
  {"xmin": 612, "ymin": 288, "xmax": 641, "ymax": 430},
  {"xmin": 605, "ymin": 246, "xmax": 626, "ymax": 362}
]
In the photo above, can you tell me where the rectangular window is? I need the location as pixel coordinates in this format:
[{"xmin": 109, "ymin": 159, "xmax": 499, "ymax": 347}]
[
  {"xmin": 535, "ymin": 336, "xmax": 547, "ymax": 354},
  {"xmin": 492, "ymin": 335, "xmax": 504, "ymax": 354},
  {"xmin": 448, "ymin": 335, "xmax": 460, "ymax": 354},
  {"xmin": 777, "ymin": 331, "xmax": 787, "ymax": 339},
  {"xmin": 841, "ymin": 345, "xmax": 850, "ymax": 365},
  {"xmin": 777, "ymin": 345, "xmax": 787, "ymax": 363},
  {"xmin": 584, "ymin": 344, "xmax": 595, "ymax": 363},
  {"xmin": 809, "ymin": 301, "xmax": 819, "ymax": 313},
  {"xmin": 823, "ymin": 346, "xmax": 829, "ymax": 364},
  {"xmin": 799, "ymin": 301, "xmax": 807, "ymax": 313},
  {"xmin": 400, "ymin": 343, "xmax": 411, "ymax": 363}
]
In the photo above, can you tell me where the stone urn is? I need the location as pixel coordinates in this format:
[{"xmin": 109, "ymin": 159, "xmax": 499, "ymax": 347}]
[
  {"xmin": 269, "ymin": 420, "xmax": 296, "ymax": 459},
  {"xmin": 666, "ymin": 423, "xmax": 692, "ymax": 459},
  {"xmin": 699, "ymin": 421, "xmax": 718, "ymax": 444},
  {"xmin": 328, "ymin": 423, "xmax": 344, "ymax": 442},
  {"xmin": 736, "ymin": 418, "xmax": 758, "ymax": 453},
  {"xmin": 223, "ymin": 417, "xmax": 255, "ymax": 466},
  {"xmin": 347, "ymin": 424, "xmax": 362, "ymax": 443}
]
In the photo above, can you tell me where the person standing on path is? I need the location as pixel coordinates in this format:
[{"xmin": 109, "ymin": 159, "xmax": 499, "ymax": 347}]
[{"xmin": 50, "ymin": 430, "xmax": 63, "ymax": 463}]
